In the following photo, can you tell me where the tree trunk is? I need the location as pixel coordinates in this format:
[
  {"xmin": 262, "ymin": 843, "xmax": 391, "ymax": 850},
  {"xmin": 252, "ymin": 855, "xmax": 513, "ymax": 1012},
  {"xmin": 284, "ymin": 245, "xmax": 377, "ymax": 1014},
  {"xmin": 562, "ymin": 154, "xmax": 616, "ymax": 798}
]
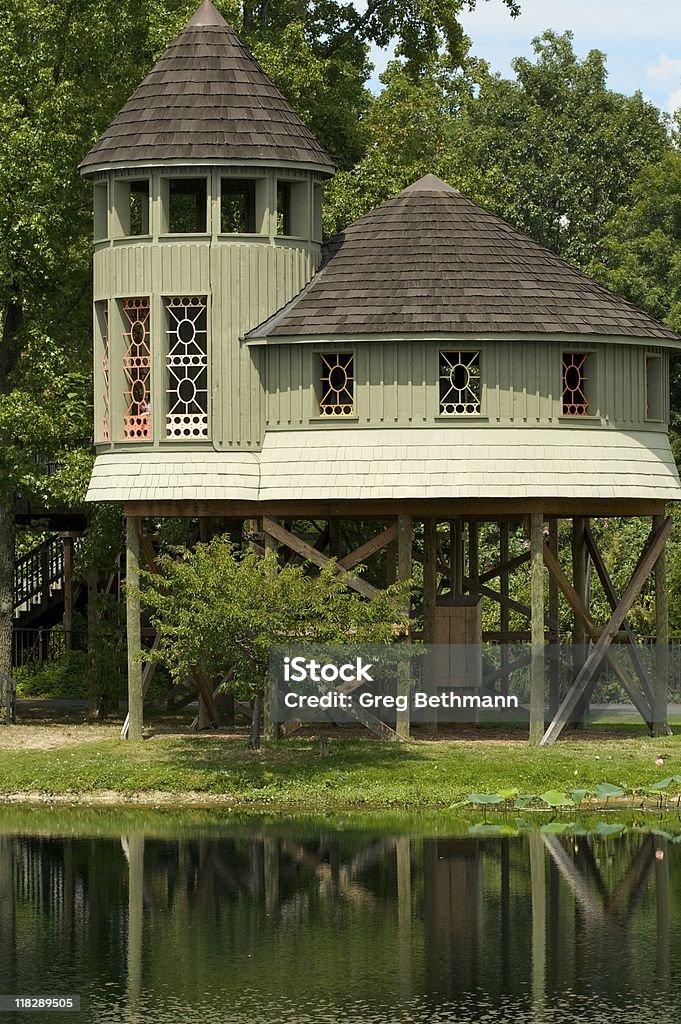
[
  {"xmin": 0, "ymin": 498, "xmax": 15, "ymax": 723},
  {"xmin": 249, "ymin": 690, "xmax": 263, "ymax": 750}
]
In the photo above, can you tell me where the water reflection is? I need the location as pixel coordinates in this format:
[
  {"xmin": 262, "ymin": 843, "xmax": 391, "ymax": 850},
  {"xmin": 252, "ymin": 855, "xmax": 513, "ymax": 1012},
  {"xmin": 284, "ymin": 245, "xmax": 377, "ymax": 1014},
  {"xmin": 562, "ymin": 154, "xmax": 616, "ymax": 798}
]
[{"xmin": 0, "ymin": 818, "xmax": 678, "ymax": 1023}]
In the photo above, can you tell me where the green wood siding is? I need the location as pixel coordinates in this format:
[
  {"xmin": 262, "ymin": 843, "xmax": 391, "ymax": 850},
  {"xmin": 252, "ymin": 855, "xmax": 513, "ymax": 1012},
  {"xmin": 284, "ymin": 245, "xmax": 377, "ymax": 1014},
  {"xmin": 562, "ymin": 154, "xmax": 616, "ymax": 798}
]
[{"xmin": 264, "ymin": 340, "xmax": 670, "ymax": 434}]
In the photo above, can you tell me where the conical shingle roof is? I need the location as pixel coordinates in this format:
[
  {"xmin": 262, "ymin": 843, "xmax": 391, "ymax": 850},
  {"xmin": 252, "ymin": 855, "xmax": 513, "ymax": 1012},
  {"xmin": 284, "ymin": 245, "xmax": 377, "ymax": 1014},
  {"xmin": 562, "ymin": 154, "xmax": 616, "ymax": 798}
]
[
  {"xmin": 248, "ymin": 175, "xmax": 679, "ymax": 341},
  {"xmin": 80, "ymin": 0, "xmax": 334, "ymax": 172}
]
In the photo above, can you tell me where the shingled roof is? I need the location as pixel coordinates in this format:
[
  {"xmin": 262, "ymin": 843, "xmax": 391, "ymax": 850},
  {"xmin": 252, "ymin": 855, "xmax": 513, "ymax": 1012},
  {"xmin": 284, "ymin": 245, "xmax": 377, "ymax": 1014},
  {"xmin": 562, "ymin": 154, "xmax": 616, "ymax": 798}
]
[
  {"xmin": 248, "ymin": 174, "xmax": 680, "ymax": 342},
  {"xmin": 80, "ymin": 0, "xmax": 334, "ymax": 173}
]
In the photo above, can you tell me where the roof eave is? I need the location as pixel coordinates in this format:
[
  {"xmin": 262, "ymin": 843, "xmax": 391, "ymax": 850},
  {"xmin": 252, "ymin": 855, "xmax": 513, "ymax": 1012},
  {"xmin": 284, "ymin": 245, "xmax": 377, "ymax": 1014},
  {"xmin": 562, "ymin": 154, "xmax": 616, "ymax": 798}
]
[
  {"xmin": 78, "ymin": 155, "xmax": 336, "ymax": 177},
  {"xmin": 244, "ymin": 329, "xmax": 681, "ymax": 349}
]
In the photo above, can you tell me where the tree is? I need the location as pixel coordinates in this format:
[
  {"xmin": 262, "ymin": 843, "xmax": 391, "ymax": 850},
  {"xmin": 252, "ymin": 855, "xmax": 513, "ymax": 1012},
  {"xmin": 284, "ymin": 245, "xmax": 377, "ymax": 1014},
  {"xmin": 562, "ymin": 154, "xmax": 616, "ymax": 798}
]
[
  {"xmin": 139, "ymin": 538, "xmax": 408, "ymax": 747},
  {"xmin": 325, "ymin": 31, "xmax": 670, "ymax": 262}
]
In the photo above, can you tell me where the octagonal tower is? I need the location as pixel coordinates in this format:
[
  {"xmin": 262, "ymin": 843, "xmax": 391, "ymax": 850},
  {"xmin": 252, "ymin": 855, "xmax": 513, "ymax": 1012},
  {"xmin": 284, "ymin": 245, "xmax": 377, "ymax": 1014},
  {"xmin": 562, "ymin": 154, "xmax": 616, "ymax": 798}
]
[{"xmin": 80, "ymin": 0, "xmax": 333, "ymax": 496}]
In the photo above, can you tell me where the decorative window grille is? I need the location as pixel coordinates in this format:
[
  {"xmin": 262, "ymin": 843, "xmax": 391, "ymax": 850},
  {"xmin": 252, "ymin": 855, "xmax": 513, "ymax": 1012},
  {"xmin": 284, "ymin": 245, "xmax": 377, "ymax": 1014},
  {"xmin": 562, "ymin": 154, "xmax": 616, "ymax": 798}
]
[
  {"xmin": 319, "ymin": 353, "xmax": 354, "ymax": 416},
  {"xmin": 99, "ymin": 302, "xmax": 110, "ymax": 441},
  {"xmin": 562, "ymin": 352, "xmax": 589, "ymax": 415},
  {"xmin": 439, "ymin": 351, "xmax": 481, "ymax": 414},
  {"xmin": 166, "ymin": 296, "xmax": 208, "ymax": 438},
  {"xmin": 122, "ymin": 298, "xmax": 151, "ymax": 439}
]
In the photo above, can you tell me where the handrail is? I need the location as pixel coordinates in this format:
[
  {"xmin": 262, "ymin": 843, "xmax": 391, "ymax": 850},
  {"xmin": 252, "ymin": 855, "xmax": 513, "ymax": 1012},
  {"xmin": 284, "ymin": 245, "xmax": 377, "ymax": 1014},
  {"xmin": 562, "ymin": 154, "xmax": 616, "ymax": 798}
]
[{"xmin": 13, "ymin": 535, "xmax": 80, "ymax": 613}]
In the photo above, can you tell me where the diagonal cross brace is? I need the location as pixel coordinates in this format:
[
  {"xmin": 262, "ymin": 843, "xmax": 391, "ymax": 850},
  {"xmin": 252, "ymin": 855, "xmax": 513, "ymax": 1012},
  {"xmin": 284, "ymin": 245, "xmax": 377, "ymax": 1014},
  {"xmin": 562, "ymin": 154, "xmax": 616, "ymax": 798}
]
[
  {"xmin": 541, "ymin": 542, "xmax": 653, "ymax": 729},
  {"xmin": 541, "ymin": 516, "xmax": 672, "ymax": 745},
  {"xmin": 584, "ymin": 525, "xmax": 655, "ymax": 709},
  {"xmin": 263, "ymin": 516, "xmax": 378, "ymax": 599}
]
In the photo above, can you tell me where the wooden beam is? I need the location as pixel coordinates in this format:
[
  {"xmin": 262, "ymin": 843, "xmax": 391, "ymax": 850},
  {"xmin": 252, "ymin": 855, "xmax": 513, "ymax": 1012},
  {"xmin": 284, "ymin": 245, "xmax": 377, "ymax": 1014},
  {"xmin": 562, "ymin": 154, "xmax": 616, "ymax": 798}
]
[
  {"xmin": 396, "ymin": 514, "xmax": 412, "ymax": 739},
  {"xmin": 529, "ymin": 512, "xmax": 545, "ymax": 745},
  {"xmin": 125, "ymin": 516, "xmax": 143, "ymax": 741},
  {"xmin": 500, "ymin": 522, "xmax": 510, "ymax": 705},
  {"xmin": 262, "ymin": 516, "xmax": 378, "ymax": 599},
  {"xmin": 542, "ymin": 541, "xmax": 654, "ymax": 728},
  {"xmin": 264, "ymin": 519, "xmax": 278, "ymax": 741},
  {"xmin": 653, "ymin": 512, "xmax": 670, "ymax": 737},
  {"xmin": 338, "ymin": 523, "xmax": 398, "ymax": 571},
  {"xmin": 584, "ymin": 524, "xmax": 654, "ymax": 708},
  {"xmin": 422, "ymin": 518, "xmax": 438, "ymax": 736},
  {"xmin": 548, "ymin": 520, "xmax": 560, "ymax": 718},
  {"xmin": 478, "ymin": 550, "xmax": 530, "ymax": 585},
  {"xmin": 126, "ymin": 498, "xmax": 668, "ymax": 520},
  {"xmin": 541, "ymin": 516, "xmax": 673, "ymax": 745}
]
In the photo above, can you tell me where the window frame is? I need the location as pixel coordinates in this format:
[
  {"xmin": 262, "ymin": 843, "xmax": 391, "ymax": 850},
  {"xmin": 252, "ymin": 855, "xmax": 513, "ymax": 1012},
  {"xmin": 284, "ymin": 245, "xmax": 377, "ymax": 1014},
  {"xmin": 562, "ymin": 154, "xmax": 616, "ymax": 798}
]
[{"xmin": 437, "ymin": 349, "xmax": 482, "ymax": 417}]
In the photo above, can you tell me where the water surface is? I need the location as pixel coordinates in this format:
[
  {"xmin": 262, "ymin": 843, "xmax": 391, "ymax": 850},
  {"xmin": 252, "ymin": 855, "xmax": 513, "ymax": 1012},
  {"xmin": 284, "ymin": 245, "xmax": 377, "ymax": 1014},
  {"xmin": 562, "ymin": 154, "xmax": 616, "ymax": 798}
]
[{"xmin": 0, "ymin": 810, "xmax": 679, "ymax": 1023}]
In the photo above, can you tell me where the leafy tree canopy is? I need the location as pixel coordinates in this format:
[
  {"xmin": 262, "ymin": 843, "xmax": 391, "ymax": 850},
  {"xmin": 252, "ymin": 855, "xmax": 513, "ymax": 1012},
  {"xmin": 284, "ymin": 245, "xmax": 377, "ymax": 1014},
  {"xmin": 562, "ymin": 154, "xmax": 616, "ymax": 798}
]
[{"xmin": 325, "ymin": 31, "xmax": 671, "ymax": 265}]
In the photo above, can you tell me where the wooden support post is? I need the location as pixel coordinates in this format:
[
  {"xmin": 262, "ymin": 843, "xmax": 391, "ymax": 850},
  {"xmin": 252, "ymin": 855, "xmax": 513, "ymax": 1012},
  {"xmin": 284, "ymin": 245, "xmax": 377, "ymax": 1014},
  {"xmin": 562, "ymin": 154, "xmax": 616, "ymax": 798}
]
[
  {"xmin": 329, "ymin": 518, "xmax": 342, "ymax": 559},
  {"xmin": 125, "ymin": 516, "xmax": 143, "ymax": 741},
  {"xmin": 263, "ymin": 518, "xmax": 279, "ymax": 741},
  {"xmin": 500, "ymin": 522, "xmax": 510, "ymax": 705},
  {"xmin": 86, "ymin": 567, "xmax": 98, "ymax": 718},
  {"xmin": 529, "ymin": 512, "xmax": 545, "ymax": 745},
  {"xmin": 653, "ymin": 512, "xmax": 669, "ymax": 737},
  {"xmin": 62, "ymin": 535, "xmax": 75, "ymax": 649},
  {"xmin": 548, "ymin": 520, "xmax": 560, "ymax": 718},
  {"xmin": 396, "ymin": 514, "xmax": 412, "ymax": 740},
  {"xmin": 468, "ymin": 520, "xmax": 479, "ymax": 586},
  {"xmin": 572, "ymin": 517, "xmax": 587, "ymax": 727},
  {"xmin": 422, "ymin": 518, "xmax": 438, "ymax": 736}
]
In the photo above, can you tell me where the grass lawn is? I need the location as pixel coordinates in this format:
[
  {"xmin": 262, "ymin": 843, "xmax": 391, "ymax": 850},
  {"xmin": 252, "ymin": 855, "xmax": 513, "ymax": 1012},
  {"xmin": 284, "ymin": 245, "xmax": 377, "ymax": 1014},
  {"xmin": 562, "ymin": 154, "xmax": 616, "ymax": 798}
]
[{"xmin": 1, "ymin": 718, "xmax": 680, "ymax": 811}]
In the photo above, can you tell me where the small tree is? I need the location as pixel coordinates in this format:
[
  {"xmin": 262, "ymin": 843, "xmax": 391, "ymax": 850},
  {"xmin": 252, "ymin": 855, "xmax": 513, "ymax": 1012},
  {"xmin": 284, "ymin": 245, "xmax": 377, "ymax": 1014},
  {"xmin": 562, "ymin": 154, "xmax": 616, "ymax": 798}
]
[{"xmin": 140, "ymin": 537, "xmax": 409, "ymax": 748}]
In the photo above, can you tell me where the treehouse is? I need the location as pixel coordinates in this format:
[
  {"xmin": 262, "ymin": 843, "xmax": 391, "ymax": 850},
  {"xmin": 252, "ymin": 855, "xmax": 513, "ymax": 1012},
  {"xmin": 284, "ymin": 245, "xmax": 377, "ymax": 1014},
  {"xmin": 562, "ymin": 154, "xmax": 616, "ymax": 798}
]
[{"xmin": 80, "ymin": 0, "xmax": 681, "ymax": 743}]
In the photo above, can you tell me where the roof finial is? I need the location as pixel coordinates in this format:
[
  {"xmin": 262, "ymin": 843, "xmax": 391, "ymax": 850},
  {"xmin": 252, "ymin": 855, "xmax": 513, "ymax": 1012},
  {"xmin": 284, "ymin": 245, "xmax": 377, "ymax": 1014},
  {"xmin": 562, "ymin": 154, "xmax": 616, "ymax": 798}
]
[{"xmin": 185, "ymin": 0, "xmax": 228, "ymax": 28}]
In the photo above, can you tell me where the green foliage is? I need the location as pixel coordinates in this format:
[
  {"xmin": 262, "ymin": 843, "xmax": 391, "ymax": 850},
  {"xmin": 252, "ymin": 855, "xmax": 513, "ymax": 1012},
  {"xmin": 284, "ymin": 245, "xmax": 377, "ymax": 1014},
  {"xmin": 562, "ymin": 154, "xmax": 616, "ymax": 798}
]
[
  {"xmin": 139, "ymin": 536, "xmax": 409, "ymax": 696},
  {"xmin": 14, "ymin": 650, "xmax": 89, "ymax": 700}
]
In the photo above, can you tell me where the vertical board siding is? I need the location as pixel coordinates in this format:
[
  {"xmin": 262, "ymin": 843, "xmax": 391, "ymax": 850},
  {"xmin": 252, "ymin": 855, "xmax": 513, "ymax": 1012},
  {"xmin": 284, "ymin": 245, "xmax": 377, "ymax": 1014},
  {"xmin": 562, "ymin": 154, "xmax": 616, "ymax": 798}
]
[{"xmin": 263, "ymin": 339, "xmax": 668, "ymax": 435}]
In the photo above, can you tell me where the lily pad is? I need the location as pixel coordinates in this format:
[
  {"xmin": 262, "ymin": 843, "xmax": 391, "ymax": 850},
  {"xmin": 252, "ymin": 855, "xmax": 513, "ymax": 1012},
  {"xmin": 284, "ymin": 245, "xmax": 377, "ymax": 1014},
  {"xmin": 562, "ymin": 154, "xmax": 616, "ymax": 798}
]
[
  {"xmin": 540, "ymin": 790, "xmax": 575, "ymax": 808},
  {"xmin": 594, "ymin": 782, "xmax": 626, "ymax": 799},
  {"xmin": 540, "ymin": 822, "xmax": 572, "ymax": 834},
  {"xmin": 571, "ymin": 789, "xmax": 592, "ymax": 805},
  {"xmin": 466, "ymin": 792, "xmax": 504, "ymax": 805}
]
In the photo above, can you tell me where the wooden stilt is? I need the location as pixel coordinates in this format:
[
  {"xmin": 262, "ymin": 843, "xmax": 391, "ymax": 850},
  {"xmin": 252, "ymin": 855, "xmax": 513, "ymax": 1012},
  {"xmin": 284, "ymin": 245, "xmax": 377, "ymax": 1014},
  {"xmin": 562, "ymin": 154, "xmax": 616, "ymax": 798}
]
[
  {"xmin": 529, "ymin": 512, "xmax": 545, "ymax": 745},
  {"xmin": 125, "ymin": 516, "xmax": 143, "ymax": 741},
  {"xmin": 653, "ymin": 512, "xmax": 670, "ymax": 737},
  {"xmin": 422, "ymin": 518, "xmax": 438, "ymax": 736},
  {"xmin": 572, "ymin": 517, "xmax": 588, "ymax": 727},
  {"xmin": 329, "ymin": 518, "xmax": 343, "ymax": 559},
  {"xmin": 61, "ymin": 534, "xmax": 75, "ymax": 649},
  {"xmin": 264, "ymin": 518, "xmax": 279, "ymax": 741},
  {"xmin": 500, "ymin": 522, "xmax": 510, "ymax": 706},
  {"xmin": 548, "ymin": 520, "xmax": 560, "ymax": 718},
  {"xmin": 396, "ymin": 514, "xmax": 412, "ymax": 740},
  {"xmin": 197, "ymin": 515, "xmax": 211, "ymax": 729},
  {"xmin": 86, "ymin": 567, "xmax": 98, "ymax": 718}
]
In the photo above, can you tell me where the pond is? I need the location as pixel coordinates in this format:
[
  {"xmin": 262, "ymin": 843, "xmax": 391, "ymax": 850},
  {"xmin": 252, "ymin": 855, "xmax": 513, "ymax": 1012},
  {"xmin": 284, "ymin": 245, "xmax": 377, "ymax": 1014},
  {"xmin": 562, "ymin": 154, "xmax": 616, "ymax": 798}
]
[{"xmin": 0, "ymin": 808, "xmax": 679, "ymax": 1023}]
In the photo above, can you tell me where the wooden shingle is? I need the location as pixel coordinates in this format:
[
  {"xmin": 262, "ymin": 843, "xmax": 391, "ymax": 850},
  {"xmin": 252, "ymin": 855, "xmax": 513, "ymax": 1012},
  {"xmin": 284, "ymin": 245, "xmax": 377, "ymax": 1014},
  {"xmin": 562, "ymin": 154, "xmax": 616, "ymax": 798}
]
[
  {"xmin": 80, "ymin": 0, "xmax": 333, "ymax": 172},
  {"xmin": 248, "ymin": 175, "xmax": 680, "ymax": 342}
]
